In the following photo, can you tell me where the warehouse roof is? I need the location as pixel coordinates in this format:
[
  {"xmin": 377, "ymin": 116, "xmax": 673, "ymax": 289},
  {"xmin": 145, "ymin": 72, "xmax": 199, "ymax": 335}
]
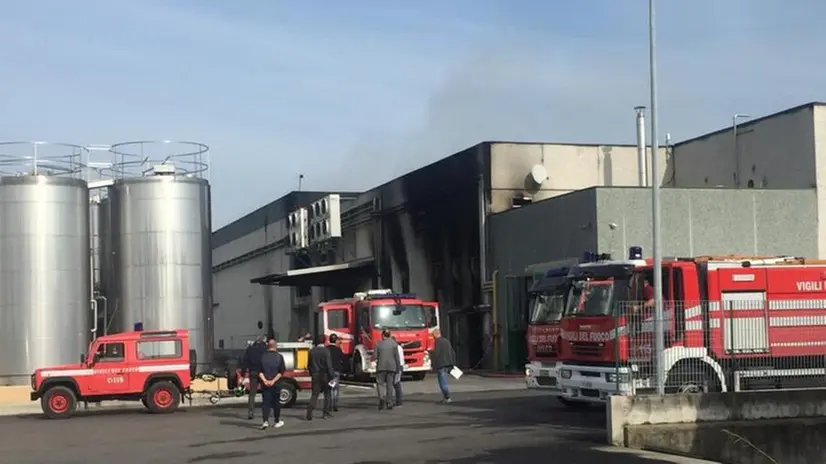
[{"xmin": 674, "ymin": 101, "xmax": 826, "ymax": 147}]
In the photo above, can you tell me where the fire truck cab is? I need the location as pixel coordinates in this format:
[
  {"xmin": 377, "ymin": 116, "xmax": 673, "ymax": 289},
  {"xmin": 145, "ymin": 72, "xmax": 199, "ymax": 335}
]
[
  {"xmin": 557, "ymin": 248, "xmax": 826, "ymax": 406},
  {"xmin": 524, "ymin": 260, "xmax": 577, "ymax": 393},
  {"xmin": 315, "ymin": 289, "xmax": 437, "ymax": 380}
]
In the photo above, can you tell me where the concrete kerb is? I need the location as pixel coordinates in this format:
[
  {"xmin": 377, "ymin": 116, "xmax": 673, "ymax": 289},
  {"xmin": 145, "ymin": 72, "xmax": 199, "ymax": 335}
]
[{"xmin": 607, "ymin": 389, "xmax": 826, "ymax": 446}]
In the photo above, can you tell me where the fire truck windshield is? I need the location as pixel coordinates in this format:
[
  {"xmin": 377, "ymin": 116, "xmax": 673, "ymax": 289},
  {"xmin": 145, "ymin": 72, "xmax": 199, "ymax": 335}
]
[
  {"xmin": 529, "ymin": 292, "xmax": 565, "ymax": 324},
  {"xmin": 371, "ymin": 304, "xmax": 427, "ymax": 330},
  {"xmin": 565, "ymin": 280, "xmax": 617, "ymax": 316}
]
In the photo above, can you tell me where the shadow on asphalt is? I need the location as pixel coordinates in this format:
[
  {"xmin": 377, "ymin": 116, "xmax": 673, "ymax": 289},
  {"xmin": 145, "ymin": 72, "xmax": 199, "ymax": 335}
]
[
  {"xmin": 347, "ymin": 444, "xmax": 686, "ymax": 464},
  {"xmin": 188, "ymin": 421, "xmax": 456, "ymax": 448},
  {"xmin": 403, "ymin": 393, "xmax": 607, "ymax": 429}
]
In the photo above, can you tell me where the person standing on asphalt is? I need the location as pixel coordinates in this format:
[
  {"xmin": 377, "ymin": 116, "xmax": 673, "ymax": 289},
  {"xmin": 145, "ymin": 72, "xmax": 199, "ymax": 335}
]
[
  {"xmin": 392, "ymin": 337, "xmax": 406, "ymax": 407},
  {"xmin": 327, "ymin": 334, "xmax": 345, "ymax": 412},
  {"xmin": 374, "ymin": 329, "xmax": 401, "ymax": 410},
  {"xmin": 258, "ymin": 339, "xmax": 286, "ymax": 430},
  {"xmin": 429, "ymin": 329, "xmax": 456, "ymax": 403},
  {"xmin": 242, "ymin": 336, "xmax": 266, "ymax": 420},
  {"xmin": 306, "ymin": 336, "xmax": 335, "ymax": 420}
]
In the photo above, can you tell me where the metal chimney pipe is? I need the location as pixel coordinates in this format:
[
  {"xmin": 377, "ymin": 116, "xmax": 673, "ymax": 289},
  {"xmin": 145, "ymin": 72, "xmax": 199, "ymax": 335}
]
[{"xmin": 634, "ymin": 106, "xmax": 648, "ymax": 186}]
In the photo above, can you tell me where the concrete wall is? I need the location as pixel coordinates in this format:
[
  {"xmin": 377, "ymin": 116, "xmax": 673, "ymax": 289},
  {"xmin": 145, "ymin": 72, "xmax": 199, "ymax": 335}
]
[
  {"xmin": 595, "ymin": 188, "xmax": 818, "ymax": 259},
  {"xmin": 488, "ymin": 188, "xmax": 598, "ymax": 276},
  {"xmin": 814, "ymin": 105, "xmax": 826, "ymax": 259},
  {"xmin": 488, "ymin": 142, "xmax": 669, "ymax": 214},
  {"xmin": 609, "ymin": 391, "xmax": 826, "ymax": 463},
  {"xmin": 488, "ymin": 187, "xmax": 818, "ymax": 279}
]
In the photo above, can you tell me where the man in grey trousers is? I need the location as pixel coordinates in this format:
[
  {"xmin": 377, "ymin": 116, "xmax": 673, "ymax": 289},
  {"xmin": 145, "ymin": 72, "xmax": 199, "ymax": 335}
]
[{"xmin": 374, "ymin": 329, "xmax": 401, "ymax": 410}]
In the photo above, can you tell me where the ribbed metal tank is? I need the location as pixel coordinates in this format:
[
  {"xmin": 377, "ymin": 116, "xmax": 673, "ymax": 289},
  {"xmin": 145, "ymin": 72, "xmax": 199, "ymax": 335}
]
[
  {"xmin": 0, "ymin": 176, "xmax": 91, "ymax": 385},
  {"xmin": 100, "ymin": 174, "xmax": 213, "ymax": 369}
]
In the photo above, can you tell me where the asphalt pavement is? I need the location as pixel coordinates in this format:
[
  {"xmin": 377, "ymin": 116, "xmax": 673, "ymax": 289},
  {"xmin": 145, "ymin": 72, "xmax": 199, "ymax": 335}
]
[{"xmin": 0, "ymin": 377, "xmax": 715, "ymax": 464}]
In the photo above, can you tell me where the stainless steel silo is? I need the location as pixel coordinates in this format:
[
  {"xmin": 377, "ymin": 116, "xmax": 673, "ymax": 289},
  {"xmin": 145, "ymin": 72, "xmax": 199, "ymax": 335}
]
[
  {"xmin": 102, "ymin": 173, "xmax": 213, "ymax": 369},
  {"xmin": 0, "ymin": 176, "xmax": 92, "ymax": 385}
]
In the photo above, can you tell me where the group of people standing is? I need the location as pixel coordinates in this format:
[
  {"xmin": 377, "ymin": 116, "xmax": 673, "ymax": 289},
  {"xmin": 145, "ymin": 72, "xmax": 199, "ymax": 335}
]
[{"xmin": 242, "ymin": 329, "xmax": 456, "ymax": 430}]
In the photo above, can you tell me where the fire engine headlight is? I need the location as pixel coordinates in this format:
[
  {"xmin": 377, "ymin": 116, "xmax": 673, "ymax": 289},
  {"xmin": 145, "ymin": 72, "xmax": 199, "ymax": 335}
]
[
  {"xmin": 30, "ymin": 374, "xmax": 35, "ymax": 390},
  {"xmin": 525, "ymin": 368, "xmax": 531, "ymax": 377},
  {"xmin": 423, "ymin": 351, "xmax": 430, "ymax": 363},
  {"xmin": 606, "ymin": 372, "xmax": 631, "ymax": 384},
  {"xmin": 560, "ymin": 369, "xmax": 572, "ymax": 379}
]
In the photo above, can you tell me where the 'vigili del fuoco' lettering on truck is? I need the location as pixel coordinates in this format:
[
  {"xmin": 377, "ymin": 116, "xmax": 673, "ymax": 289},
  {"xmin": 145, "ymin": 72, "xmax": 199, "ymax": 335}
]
[{"xmin": 797, "ymin": 281, "xmax": 824, "ymax": 291}]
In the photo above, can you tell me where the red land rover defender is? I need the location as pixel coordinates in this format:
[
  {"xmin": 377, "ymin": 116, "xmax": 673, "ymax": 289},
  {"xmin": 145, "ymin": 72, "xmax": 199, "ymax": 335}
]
[{"xmin": 30, "ymin": 329, "xmax": 195, "ymax": 419}]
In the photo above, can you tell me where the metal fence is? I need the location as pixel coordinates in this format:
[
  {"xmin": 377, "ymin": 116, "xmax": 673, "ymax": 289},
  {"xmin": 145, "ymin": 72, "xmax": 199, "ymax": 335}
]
[
  {"xmin": 629, "ymin": 299, "xmax": 826, "ymax": 395},
  {"xmin": 560, "ymin": 299, "xmax": 826, "ymax": 398}
]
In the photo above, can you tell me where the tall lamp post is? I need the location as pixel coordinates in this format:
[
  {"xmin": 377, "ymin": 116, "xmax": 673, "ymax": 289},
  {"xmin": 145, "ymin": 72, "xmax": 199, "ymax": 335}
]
[
  {"xmin": 648, "ymin": 0, "xmax": 665, "ymax": 395},
  {"xmin": 732, "ymin": 114, "xmax": 750, "ymax": 187}
]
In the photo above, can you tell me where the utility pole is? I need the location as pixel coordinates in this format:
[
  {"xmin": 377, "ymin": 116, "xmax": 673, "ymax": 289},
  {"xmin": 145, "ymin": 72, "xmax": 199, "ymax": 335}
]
[{"xmin": 648, "ymin": 0, "xmax": 665, "ymax": 394}]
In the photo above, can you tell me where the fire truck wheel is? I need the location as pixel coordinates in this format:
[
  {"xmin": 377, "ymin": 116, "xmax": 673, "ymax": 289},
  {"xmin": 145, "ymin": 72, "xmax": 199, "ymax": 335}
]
[
  {"xmin": 41, "ymin": 386, "xmax": 77, "ymax": 420},
  {"xmin": 279, "ymin": 382, "xmax": 297, "ymax": 408},
  {"xmin": 666, "ymin": 363, "xmax": 720, "ymax": 394},
  {"xmin": 353, "ymin": 355, "xmax": 368, "ymax": 382},
  {"xmin": 146, "ymin": 381, "xmax": 181, "ymax": 413}
]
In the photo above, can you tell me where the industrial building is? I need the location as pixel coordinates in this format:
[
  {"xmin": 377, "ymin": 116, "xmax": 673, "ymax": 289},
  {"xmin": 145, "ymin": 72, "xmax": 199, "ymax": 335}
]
[
  {"xmin": 211, "ymin": 101, "xmax": 826, "ymax": 372},
  {"xmin": 211, "ymin": 141, "xmax": 668, "ymax": 365},
  {"xmin": 670, "ymin": 101, "xmax": 826, "ymax": 256},
  {"xmin": 487, "ymin": 186, "xmax": 818, "ymax": 370}
]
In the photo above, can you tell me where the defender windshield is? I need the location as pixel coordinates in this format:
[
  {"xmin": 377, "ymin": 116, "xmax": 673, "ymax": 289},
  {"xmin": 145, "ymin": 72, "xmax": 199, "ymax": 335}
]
[
  {"xmin": 371, "ymin": 304, "xmax": 427, "ymax": 329},
  {"xmin": 529, "ymin": 292, "xmax": 566, "ymax": 324},
  {"xmin": 566, "ymin": 280, "xmax": 617, "ymax": 316}
]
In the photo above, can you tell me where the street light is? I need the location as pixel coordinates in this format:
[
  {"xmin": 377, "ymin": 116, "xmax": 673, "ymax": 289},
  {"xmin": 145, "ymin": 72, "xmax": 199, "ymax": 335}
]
[
  {"xmin": 732, "ymin": 114, "xmax": 750, "ymax": 187},
  {"xmin": 648, "ymin": 0, "xmax": 665, "ymax": 395}
]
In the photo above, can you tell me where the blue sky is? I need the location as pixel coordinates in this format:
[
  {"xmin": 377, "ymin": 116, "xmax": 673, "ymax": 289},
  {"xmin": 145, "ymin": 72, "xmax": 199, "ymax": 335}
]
[{"xmin": 1, "ymin": 1, "xmax": 824, "ymax": 228}]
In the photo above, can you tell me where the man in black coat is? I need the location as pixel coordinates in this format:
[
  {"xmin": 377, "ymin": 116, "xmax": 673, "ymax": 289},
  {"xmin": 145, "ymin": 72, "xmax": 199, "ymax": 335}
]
[
  {"xmin": 242, "ymin": 337, "xmax": 266, "ymax": 419},
  {"xmin": 305, "ymin": 336, "xmax": 335, "ymax": 420},
  {"xmin": 327, "ymin": 334, "xmax": 345, "ymax": 412}
]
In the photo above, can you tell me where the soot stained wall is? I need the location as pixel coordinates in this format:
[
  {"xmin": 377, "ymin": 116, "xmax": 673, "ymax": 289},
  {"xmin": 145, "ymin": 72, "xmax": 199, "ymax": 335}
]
[{"xmin": 376, "ymin": 146, "xmax": 484, "ymax": 312}]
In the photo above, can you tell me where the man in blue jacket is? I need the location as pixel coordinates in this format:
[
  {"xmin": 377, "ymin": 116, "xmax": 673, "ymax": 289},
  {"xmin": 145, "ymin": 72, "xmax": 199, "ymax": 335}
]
[{"xmin": 258, "ymin": 339, "xmax": 286, "ymax": 430}]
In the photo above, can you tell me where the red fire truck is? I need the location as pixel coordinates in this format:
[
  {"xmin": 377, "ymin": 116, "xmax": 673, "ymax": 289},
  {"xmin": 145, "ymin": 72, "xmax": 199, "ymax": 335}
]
[
  {"xmin": 557, "ymin": 248, "xmax": 826, "ymax": 406},
  {"xmin": 315, "ymin": 289, "xmax": 437, "ymax": 381},
  {"xmin": 524, "ymin": 259, "xmax": 577, "ymax": 393}
]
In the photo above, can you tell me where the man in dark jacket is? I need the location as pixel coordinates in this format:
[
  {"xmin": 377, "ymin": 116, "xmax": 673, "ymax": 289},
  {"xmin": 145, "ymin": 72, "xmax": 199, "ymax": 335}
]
[
  {"xmin": 258, "ymin": 339, "xmax": 286, "ymax": 430},
  {"xmin": 305, "ymin": 336, "xmax": 335, "ymax": 420},
  {"xmin": 242, "ymin": 337, "xmax": 266, "ymax": 419},
  {"xmin": 429, "ymin": 329, "xmax": 456, "ymax": 403},
  {"xmin": 374, "ymin": 329, "xmax": 401, "ymax": 410},
  {"xmin": 327, "ymin": 334, "xmax": 345, "ymax": 412}
]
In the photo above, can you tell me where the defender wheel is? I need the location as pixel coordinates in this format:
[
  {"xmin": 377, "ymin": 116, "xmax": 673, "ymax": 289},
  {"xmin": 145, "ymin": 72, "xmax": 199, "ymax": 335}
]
[
  {"xmin": 146, "ymin": 381, "xmax": 181, "ymax": 414},
  {"xmin": 278, "ymin": 381, "xmax": 298, "ymax": 408},
  {"xmin": 42, "ymin": 386, "xmax": 77, "ymax": 420},
  {"xmin": 411, "ymin": 372, "xmax": 427, "ymax": 381}
]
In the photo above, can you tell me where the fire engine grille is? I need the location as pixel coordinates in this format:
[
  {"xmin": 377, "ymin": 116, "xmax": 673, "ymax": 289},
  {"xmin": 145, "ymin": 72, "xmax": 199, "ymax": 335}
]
[
  {"xmin": 402, "ymin": 341, "xmax": 422, "ymax": 350},
  {"xmin": 570, "ymin": 342, "xmax": 602, "ymax": 357}
]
